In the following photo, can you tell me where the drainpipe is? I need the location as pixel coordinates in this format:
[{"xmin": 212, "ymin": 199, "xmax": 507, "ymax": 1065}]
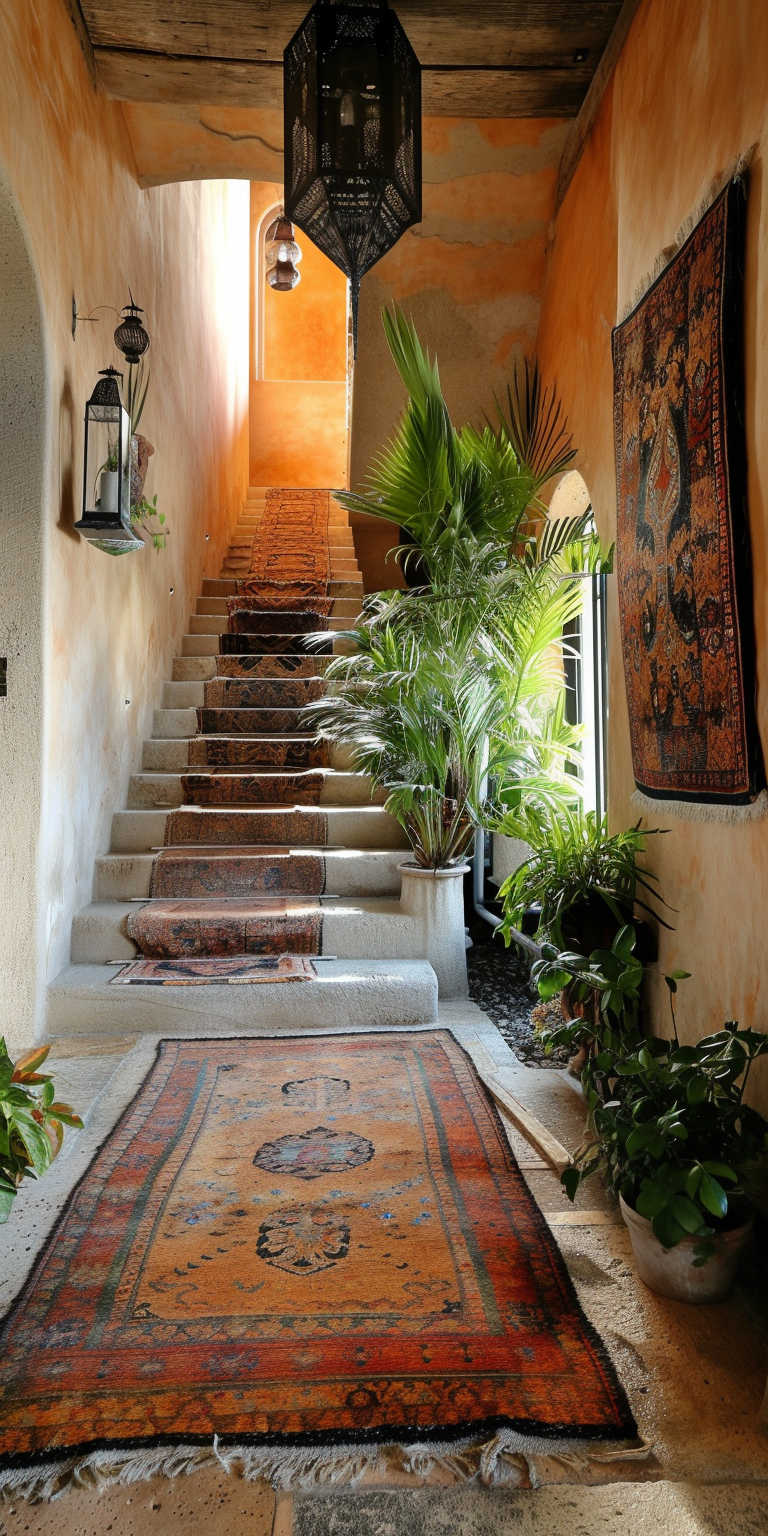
[{"xmin": 472, "ymin": 826, "xmax": 541, "ymax": 959}]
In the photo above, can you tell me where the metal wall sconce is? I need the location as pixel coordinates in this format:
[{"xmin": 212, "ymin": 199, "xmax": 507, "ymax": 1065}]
[{"xmin": 73, "ymin": 367, "xmax": 143, "ymax": 555}]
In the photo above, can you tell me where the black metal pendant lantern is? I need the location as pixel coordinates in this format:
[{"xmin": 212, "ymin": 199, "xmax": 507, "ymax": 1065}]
[
  {"xmin": 284, "ymin": 0, "xmax": 421, "ymax": 354},
  {"xmin": 74, "ymin": 367, "xmax": 143, "ymax": 554},
  {"xmin": 113, "ymin": 298, "xmax": 151, "ymax": 365}
]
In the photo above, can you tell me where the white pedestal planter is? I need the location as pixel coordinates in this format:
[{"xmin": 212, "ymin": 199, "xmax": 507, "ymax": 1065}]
[
  {"xmin": 398, "ymin": 862, "xmax": 469, "ymax": 999},
  {"xmin": 619, "ymin": 1194, "xmax": 754, "ymax": 1303}
]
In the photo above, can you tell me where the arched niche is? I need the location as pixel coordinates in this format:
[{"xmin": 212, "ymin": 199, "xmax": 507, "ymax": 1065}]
[{"xmin": 0, "ymin": 161, "xmax": 49, "ymax": 1048}]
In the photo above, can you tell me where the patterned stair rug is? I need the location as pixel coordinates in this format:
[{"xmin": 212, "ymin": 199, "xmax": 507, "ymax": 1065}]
[
  {"xmin": 238, "ymin": 487, "xmax": 331, "ymax": 604},
  {"xmin": 0, "ymin": 1030, "xmax": 640, "ymax": 1498},
  {"xmin": 110, "ymin": 955, "xmax": 317, "ymax": 984}
]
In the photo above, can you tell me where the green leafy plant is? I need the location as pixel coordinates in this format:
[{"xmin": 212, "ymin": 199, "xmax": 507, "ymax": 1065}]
[
  {"xmin": 312, "ymin": 309, "xmax": 606, "ymax": 867},
  {"xmin": 533, "ymin": 932, "xmax": 768, "ymax": 1258},
  {"xmin": 131, "ymin": 492, "xmax": 168, "ymax": 551},
  {"xmin": 126, "ymin": 357, "xmax": 150, "ymax": 438},
  {"xmin": 0, "ymin": 1039, "xmax": 82, "ymax": 1222},
  {"xmin": 336, "ymin": 306, "xmax": 595, "ymax": 591},
  {"xmin": 497, "ymin": 803, "xmax": 670, "ymax": 951}
]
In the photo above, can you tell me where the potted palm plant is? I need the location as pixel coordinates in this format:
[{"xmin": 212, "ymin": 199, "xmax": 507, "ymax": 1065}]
[
  {"xmin": 532, "ymin": 931, "xmax": 768, "ymax": 1301},
  {"xmin": 312, "ymin": 309, "xmax": 600, "ymax": 993}
]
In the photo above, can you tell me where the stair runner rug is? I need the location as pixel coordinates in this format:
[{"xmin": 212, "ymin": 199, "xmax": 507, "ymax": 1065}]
[
  {"xmin": 237, "ymin": 487, "xmax": 331, "ymax": 608},
  {"xmin": 125, "ymin": 898, "xmax": 323, "ymax": 957},
  {"xmin": 0, "ymin": 1031, "xmax": 635, "ymax": 1487},
  {"xmin": 111, "ymin": 956, "xmax": 316, "ymax": 984}
]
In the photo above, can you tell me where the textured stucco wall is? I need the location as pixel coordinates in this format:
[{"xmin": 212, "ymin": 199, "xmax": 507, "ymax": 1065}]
[
  {"xmin": 349, "ymin": 117, "xmax": 571, "ymax": 489},
  {"xmin": 0, "ymin": 0, "xmax": 250, "ymax": 1046},
  {"xmin": 535, "ymin": 0, "xmax": 768, "ymax": 1102}
]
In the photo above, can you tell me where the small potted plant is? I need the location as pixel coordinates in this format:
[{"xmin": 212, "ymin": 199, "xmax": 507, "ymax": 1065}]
[
  {"xmin": 0, "ymin": 1038, "xmax": 82, "ymax": 1221},
  {"xmin": 96, "ymin": 441, "xmax": 120, "ymax": 517},
  {"xmin": 497, "ymin": 801, "xmax": 670, "ymax": 958},
  {"xmin": 533, "ymin": 932, "xmax": 768, "ymax": 1302}
]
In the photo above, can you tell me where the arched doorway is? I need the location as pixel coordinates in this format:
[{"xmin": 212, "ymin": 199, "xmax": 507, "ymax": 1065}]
[
  {"xmin": 0, "ymin": 161, "xmax": 49, "ymax": 1048},
  {"xmin": 249, "ymin": 184, "xmax": 350, "ymax": 488}
]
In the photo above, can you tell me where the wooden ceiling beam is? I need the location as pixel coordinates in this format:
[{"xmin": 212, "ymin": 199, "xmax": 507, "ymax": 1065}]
[
  {"xmin": 95, "ymin": 48, "xmax": 591, "ymax": 117},
  {"xmin": 82, "ymin": 1, "xmax": 623, "ymax": 70}
]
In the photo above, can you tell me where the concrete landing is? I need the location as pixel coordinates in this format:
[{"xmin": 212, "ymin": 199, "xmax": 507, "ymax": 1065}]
[{"xmin": 46, "ymin": 958, "xmax": 439, "ymax": 1035}]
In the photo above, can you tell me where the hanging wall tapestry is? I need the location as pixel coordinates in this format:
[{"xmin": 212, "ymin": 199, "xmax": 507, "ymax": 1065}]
[{"xmin": 612, "ymin": 176, "xmax": 764, "ymax": 814}]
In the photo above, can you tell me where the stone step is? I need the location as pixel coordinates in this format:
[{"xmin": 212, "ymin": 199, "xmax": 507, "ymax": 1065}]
[
  {"xmin": 172, "ymin": 656, "xmax": 218, "ymax": 682},
  {"xmin": 201, "ymin": 578, "xmax": 359, "ymax": 600},
  {"xmin": 141, "ymin": 738, "xmax": 355, "ymax": 773},
  {"xmin": 127, "ymin": 769, "xmax": 383, "ymax": 809},
  {"xmin": 109, "ymin": 805, "xmax": 409, "ymax": 852},
  {"xmin": 196, "ymin": 594, "xmax": 361, "ymax": 620},
  {"xmin": 196, "ymin": 706, "xmax": 316, "ymax": 734},
  {"xmin": 93, "ymin": 846, "xmax": 408, "ymax": 900},
  {"xmin": 187, "ymin": 735, "xmax": 330, "ymax": 769},
  {"xmin": 70, "ymin": 897, "xmax": 421, "ymax": 964},
  {"xmin": 171, "ymin": 653, "xmax": 332, "ymax": 682},
  {"xmin": 179, "ymin": 633, "xmax": 356, "ymax": 657},
  {"xmin": 46, "ymin": 959, "xmax": 437, "ymax": 1035},
  {"xmin": 202, "ymin": 677, "xmax": 327, "ymax": 706},
  {"xmin": 189, "ymin": 615, "xmax": 352, "ymax": 635}
]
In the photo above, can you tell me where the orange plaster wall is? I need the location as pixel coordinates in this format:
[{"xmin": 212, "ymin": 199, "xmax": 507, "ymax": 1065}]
[
  {"xmin": 248, "ymin": 182, "xmax": 349, "ymax": 489},
  {"xmin": 535, "ymin": 0, "xmax": 768, "ymax": 1100},
  {"xmin": 348, "ymin": 116, "xmax": 571, "ymax": 590},
  {"xmin": 0, "ymin": 0, "xmax": 250, "ymax": 1042}
]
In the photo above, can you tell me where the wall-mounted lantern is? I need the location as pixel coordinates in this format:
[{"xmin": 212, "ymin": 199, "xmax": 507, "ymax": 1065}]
[
  {"xmin": 74, "ymin": 367, "xmax": 143, "ymax": 554},
  {"xmin": 284, "ymin": 0, "xmax": 422, "ymax": 353},
  {"xmin": 265, "ymin": 213, "xmax": 303, "ymax": 290}
]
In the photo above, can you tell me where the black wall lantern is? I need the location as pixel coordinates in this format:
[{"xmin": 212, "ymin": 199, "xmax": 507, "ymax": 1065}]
[
  {"xmin": 74, "ymin": 367, "xmax": 143, "ymax": 554},
  {"xmin": 284, "ymin": 0, "xmax": 421, "ymax": 354}
]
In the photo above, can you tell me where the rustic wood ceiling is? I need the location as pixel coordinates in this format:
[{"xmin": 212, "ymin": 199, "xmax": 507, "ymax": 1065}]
[{"xmin": 76, "ymin": 1, "xmax": 627, "ymax": 118}]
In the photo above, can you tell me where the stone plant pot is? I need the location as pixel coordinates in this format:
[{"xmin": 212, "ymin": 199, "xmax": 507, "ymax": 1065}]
[
  {"xmin": 619, "ymin": 1194, "xmax": 754, "ymax": 1303},
  {"xmin": 398, "ymin": 862, "xmax": 469, "ymax": 999}
]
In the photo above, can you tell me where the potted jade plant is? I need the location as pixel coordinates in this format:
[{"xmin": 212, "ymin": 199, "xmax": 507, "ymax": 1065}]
[
  {"xmin": 532, "ymin": 930, "xmax": 768, "ymax": 1302},
  {"xmin": 0, "ymin": 1038, "xmax": 82, "ymax": 1221}
]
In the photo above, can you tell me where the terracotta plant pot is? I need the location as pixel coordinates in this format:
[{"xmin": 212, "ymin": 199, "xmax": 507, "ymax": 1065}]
[
  {"xmin": 130, "ymin": 433, "xmax": 154, "ymax": 508},
  {"xmin": 398, "ymin": 862, "xmax": 469, "ymax": 999},
  {"xmin": 619, "ymin": 1194, "xmax": 754, "ymax": 1303}
]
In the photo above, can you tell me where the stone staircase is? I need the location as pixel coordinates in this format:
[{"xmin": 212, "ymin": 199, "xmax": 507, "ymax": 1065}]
[{"xmin": 47, "ymin": 489, "xmax": 438, "ymax": 1036}]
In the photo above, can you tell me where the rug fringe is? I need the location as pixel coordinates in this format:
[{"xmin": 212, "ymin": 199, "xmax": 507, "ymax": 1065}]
[
  {"xmin": 631, "ymin": 787, "xmax": 768, "ymax": 824},
  {"xmin": 0, "ymin": 1432, "xmax": 653, "ymax": 1503},
  {"xmin": 618, "ymin": 146, "xmax": 756, "ymax": 322}
]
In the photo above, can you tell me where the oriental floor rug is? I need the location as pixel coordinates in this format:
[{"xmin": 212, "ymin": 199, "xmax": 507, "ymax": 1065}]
[{"xmin": 0, "ymin": 1031, "xmax": 634, "ymax": 1482}]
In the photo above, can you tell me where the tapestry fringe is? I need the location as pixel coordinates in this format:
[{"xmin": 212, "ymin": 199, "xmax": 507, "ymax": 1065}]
[
  {"xmin": 0, "ymin": 1432, "xmax": 653, "ymax": 1504},
  {"xmin": 631, "ymin": 787, "xmax": 768, "ymax": 824},
  {"xmin": 618, "ymin": 144, "xmax": 757, "ymax": 322}
]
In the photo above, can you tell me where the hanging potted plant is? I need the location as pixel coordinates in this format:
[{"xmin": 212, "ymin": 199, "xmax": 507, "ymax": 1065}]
[{"xmin": 532, "ymin": 931, "xmax": 768, "ymax": 1301}]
